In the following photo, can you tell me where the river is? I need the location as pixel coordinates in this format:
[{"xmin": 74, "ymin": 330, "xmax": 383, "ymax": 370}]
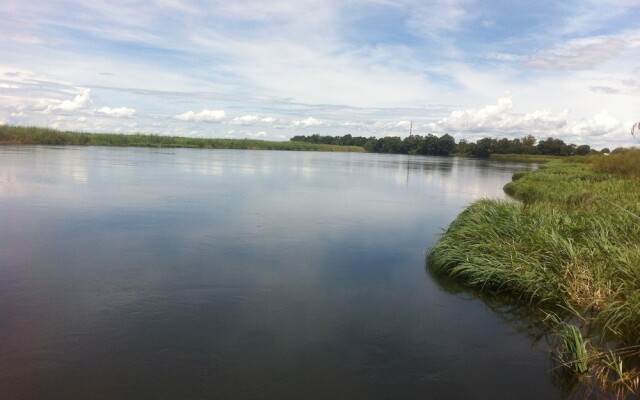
[{"xmin": 0, "ymin": 146, "xmax": 564, "ymax": 399}]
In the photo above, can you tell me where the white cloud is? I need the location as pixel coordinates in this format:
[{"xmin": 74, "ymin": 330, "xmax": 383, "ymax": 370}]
[
  {"xmin": 228, "ymin": 115, "xmax": 276, "ymax": 126},
  {"xmin": 42, "ymin": 88, "xmax": 91, "ymax": 113},
  {"xmin": 98, "ymin": 106, "xmax": 136, "ymax": 117},
  {"xmin": 174, "ymin": 109, "xmax": 226, "ymax": 122},
  {"xmin": 360, "ymin": 120, "xmax": 415, "ymax": 136},
  {"xmin": 230, "ymin": 115, "xmax": 258, "ymax": 124},
  {"xmin": 245, "ymin": 130, "xmax": 267, "ymax": 138},
  {"xmin": 291, "ymin": 117, "xmax": 323, "ymax": 128},
  {"xmin": 567, "ymin": 110, "xmax": 623, "ymax": 138},
  {"xmin": 429, "ymin": 95, "xmax": 631, "ymax": 146},
  {"xmin": 435, "ymin": 95, "xmax": 570, "ymax": 135},
  {"xmin": 342, "ymin": 122, "xmax": 365, "ymax": 128},
  {"xmin": 433, "ymin": 95, "xmax": 518, "ymax": 131}
]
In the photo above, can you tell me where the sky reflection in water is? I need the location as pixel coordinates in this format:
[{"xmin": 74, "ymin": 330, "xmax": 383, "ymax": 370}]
[{"xmin": 0, "ymin": 147, "xmax": 562, "ymax": 399}]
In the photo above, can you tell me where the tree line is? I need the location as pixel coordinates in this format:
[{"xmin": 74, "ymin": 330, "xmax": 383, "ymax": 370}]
[{"xmin": 290, "ymin": 133, "xmax": 608, "ymax": 157}]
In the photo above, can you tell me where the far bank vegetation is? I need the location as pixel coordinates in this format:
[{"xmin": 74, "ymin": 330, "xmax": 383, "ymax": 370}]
[
  {"xmin": 0, "ymin": 125, "xmax": 364, "ymax": 153},
  {"xmin": 291, "ymin": 133, "xmax": 610, "ymax": 157}
]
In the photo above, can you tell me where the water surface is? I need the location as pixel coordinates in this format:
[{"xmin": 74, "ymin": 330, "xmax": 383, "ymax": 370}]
[{"xmin": 0, "ymin": 147, "xmax": 561, "ymax": 399}]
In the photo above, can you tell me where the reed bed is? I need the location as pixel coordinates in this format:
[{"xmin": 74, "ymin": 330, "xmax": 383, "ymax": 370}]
[
  {"xmin": 428, "ymin": 153, "xmax": 640, "ymax": 397},
  {"xmin": 589, "ymin": 148, "xmax": 640, "ymax": 179},
  {"xmin": 0, "ymin": 125, "xmax": 365, "ymax": 153}
]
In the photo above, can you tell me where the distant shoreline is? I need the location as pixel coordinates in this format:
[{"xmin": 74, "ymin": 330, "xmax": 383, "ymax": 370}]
[{"xmin": 0, "ymin": 125, "xmax": 365, "ymax": 153}]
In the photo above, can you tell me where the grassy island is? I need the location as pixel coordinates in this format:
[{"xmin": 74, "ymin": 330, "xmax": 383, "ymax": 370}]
[
  {"xmin": 428, "ymin": 149, "xmax": 640, "ymax": 395},
  {"xmin": 0, "ymin": 125, "xmax": 365, "ymax": 153}
]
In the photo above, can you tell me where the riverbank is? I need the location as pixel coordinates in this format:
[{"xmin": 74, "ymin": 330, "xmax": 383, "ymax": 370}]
[
  {"xmin": 428, "ymin": 149, "xmax": 640, "ymax": 395},
  {"xmin": 0, "ymin": 125, "xmax": 365, "ymax": 152},
  {"xmin": 488, "ymin": 153, "xmax": 562, "ymax": 163}
]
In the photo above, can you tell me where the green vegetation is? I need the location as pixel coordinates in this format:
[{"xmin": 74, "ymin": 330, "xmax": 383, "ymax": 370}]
[
  {"xmin": 428, "ymin": 149, "xmax": 640, "ymax": 396},
  {"xmin": 291, "ymin": 132, "xmax": 615, "ymax": 158},
  {"xmin": 590, "ymin": 150, "xmax": 640, "ymax": 179},
  {"xmin": 5, "ymin": 125, "xmax": 622, "ymax": 159},
  {"xmin": 0, "ymin": 125, "xmax": 365, "ymax": 152},
  {"xmin": 489, "ymin": 153, "xmax": 562, "ymax": 163},
  {"xmin": 551, "ymin": 315, "xmax": 590, "ymax": 375},
  {"xmin": 291, "ymin": 133, "xmax": 456, "ymax": 155}
]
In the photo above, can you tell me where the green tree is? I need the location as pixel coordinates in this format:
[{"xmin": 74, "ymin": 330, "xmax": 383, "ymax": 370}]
[
  {"xmin": 473, "ymin": 138, "xmax": 494, "ymax": 158},
  {"xmin": 522, "ymin": 134, "xmax": 537, "ymax": 147},
  {"xmin": 537, "ymin": 137, "xmax": 572, "ymax": 156},
  {"xmin": 576, "ymin": 144, "xmax": 591, "ymax": 155},
  {"xmin": 435, "ymin": 134, "xmax": 456, "ymax": 156}
]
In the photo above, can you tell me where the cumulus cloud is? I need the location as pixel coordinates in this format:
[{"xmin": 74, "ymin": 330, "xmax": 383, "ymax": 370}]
[
  {"xmin": 98, "ymin": 106, "xmax": 136, "ymax": 117},
  {"xmin": 431, "ymin": 94, "xmax": 568, "ymax": 134},
  {"xmin": 174, "ymin": 109, "xmax": 226, "ymax": 122},
  {"xmin": 42, "ymin": 88, "xmax": 91, "ymax": 113},
  {"xmin": 430, "ymin": 95, "xmax": 628, "ymax": 145},
  {"xmin": 291, "ymin": 117, "xmax": 323, "ymax": 128},
  {"xmin": 437, "ymin": 96, "xmax": 513, "ymax": 131}
]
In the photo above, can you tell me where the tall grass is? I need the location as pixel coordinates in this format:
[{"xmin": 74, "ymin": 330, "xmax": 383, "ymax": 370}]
[
  {"xmin": 589, "ymin": 148, "xmax": 640, "ymax": 179},
  {"xmin": 428, "ymin": 154, "xmax": 640, "ymax": 396},
  {"xmin": 0, "ymin": 125, "xmax": 365, "ymax": 153}
]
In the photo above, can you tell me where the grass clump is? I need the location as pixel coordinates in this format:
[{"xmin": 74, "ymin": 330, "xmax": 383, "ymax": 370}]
[
  {"xmin": 0, "ymin": 125, "xmax": 365, "ymax": 153},
  {"xmin": 428, "ymin": 153, "xmax": 640, "ymax": 397}
]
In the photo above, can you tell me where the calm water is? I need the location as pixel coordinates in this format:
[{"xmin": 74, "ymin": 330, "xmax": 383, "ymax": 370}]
[{"xmin": 0, "ymin": 147, "xmax": 563, "ymax": 399}]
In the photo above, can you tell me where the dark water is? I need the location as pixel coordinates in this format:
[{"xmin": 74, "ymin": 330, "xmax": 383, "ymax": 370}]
[{"xmin": 0, "ymin": 147, "xmax": 563, "ymax": 399}]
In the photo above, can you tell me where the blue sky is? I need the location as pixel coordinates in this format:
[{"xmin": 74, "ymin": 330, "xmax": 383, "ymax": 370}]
[{"xmin": 1, "ymin": 0, "xmax": 639, "ymax": 148}]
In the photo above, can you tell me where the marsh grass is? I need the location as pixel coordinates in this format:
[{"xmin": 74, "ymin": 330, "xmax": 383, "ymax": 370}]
[
  {"xmin": 0, "ymin": 125, "xmax": 365, "ymax": 153},
  {"xmin": 428, "ymin": 154, "xmax": 640, "ymax": 397},
  {"xmin": 547, "ymin": 314, "xmax": 589, "ymax": 375},
  {"xmin": 589, "ymin": 148, "xmax": 640, "ymax": 179}
]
